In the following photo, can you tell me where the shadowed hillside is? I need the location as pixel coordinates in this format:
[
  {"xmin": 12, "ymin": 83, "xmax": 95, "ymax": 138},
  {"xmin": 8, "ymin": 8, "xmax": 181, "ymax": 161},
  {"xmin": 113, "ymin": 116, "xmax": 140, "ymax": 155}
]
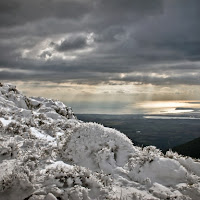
[{"xmin": 173, "ymin": 137, "xmax": 200, "ymax": 159}]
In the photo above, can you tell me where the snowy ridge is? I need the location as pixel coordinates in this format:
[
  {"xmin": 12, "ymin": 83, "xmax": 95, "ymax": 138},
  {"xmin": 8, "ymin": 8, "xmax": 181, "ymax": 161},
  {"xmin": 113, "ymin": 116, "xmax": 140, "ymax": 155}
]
[{"xmin": 0, "ymin": 83, "xmax": 200, "ymax": 200}]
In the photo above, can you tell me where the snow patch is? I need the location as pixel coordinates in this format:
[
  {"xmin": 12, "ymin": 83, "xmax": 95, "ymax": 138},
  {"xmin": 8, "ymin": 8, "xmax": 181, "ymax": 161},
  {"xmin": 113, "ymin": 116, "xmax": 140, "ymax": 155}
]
[
  {"xmin": 30, "ymin": 127, "xmax": 55, "ymax": 142},
  {"xmin": 0, "ymin": 117, "xmax": 12, "ymax": 126}
]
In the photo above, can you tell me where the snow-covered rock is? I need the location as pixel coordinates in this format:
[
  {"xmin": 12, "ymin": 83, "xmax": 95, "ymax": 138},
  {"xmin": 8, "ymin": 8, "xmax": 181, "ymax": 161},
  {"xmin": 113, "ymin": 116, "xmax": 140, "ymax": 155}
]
[
  {"xmin": 61, "ymin": 122, "xmax": 138, "ymax": 173},
  {"xmin": 0, "ymin": 82, "xmax": 200, "ymax": 200}
]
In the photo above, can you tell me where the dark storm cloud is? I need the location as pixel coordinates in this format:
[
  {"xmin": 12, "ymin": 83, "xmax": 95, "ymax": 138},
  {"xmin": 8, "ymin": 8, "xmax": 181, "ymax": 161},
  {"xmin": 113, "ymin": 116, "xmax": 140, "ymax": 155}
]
[
  {"xmin": 52, "ymin": 35, "xmax": 88, "ymax": 52},
  {"xmin": 133, "ymin": 0, "xmax": 200, "ymax": 61},
  {"xmin": 95, "ymin": 27, "xmax": 126, "ymax": 43},
  {"xmin": 0, "ymin": 0, "xmax": 162, "ymax": 27},
  {"xmin": 97, "ymin": 0, "xmax": 162, "ymax": 13},
  {"xmin": 1, "ymin": 67, "xmax": 200, "ymax": 86},
  {"xmin": 0, "ymin": 0, "xmax": 91, "ymax": 27},
  {"xmin": 0, "ymin": 0, "xmax": 200, "ymax": 86}
]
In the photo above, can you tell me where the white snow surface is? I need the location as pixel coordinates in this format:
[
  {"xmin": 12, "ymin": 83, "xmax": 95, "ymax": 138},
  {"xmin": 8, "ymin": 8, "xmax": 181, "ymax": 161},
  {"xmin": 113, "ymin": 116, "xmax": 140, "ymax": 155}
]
[{"xmin": 0, "ymin": 83, "xmax": 200, "ymax": 200}]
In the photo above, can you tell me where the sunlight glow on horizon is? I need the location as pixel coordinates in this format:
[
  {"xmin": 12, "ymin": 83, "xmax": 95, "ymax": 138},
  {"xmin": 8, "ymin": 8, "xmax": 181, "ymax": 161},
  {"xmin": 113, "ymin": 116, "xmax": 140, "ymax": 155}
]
[
  {"xmin": 4, "ymin": 80, "xmax": 200, "ymax": 114},
  {"xmin": 139, "ymin": 101, "xmax": 188, "ymax": 109}
]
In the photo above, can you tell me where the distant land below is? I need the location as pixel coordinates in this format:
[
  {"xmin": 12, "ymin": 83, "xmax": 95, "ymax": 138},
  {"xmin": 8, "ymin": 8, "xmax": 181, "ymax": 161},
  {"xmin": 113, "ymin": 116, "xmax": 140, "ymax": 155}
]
[{"xmin": 77, "ymin": 114, "xmax": 200, "ymax": 151}]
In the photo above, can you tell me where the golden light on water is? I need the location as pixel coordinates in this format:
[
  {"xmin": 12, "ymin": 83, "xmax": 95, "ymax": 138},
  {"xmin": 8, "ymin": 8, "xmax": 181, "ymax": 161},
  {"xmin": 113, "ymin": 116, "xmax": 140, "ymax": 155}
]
[
  {"xmin": 138, "ymin": 101, "xmax": 200, "ymax": 114},
  {"xmin": 140, "ymin": 101, "xmax": 189, "ymax": 109}
]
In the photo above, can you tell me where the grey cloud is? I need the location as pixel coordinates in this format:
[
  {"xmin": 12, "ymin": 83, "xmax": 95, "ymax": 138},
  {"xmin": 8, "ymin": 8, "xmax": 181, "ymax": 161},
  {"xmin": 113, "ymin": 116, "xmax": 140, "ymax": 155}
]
[
  {"xmin": 1, "ymin": 63, "xmax": 200, "ymax": 87},
  {"xmin": 92, "ymin": 0, "xmax": 163, "ymax": 25},
  {"xmin": 0, "ymin": 0, "xmax": 163, "ymax": 28},
  {"xmin": 0, "ymin": 69, "xmax": 109, "ymax": 84},
  {"xmin": 132, "ymin": 0, "xmax": 200, "ymax": 62},
  {"xmin": 0, "ymin": 0, "xmax": 91, "ymax": 27},
  {"xmin": 52, "ymin": 35, "xmax": 88, "ymax": 52},
  {"xmin": 95, "ymin": 26, "xmax": 126, "ymax": 43},
  {"xmin": 113, "ymin": 74, "xmax": 200, "ymax": 86},
  {"xmin": 0, "ymin": 0, "xmax": 200, "ymax": 87},
  {"xmin": 39, "ymin": 51, "xmax": 52, "ymax": 59}
]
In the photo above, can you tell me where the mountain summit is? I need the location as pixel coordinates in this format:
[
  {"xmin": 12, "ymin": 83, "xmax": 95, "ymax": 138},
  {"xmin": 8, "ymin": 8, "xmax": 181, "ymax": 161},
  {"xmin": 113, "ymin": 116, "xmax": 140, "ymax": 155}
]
[{"xmin": 0, "ymin": 83, "xmax": 200, "ymax": 200}]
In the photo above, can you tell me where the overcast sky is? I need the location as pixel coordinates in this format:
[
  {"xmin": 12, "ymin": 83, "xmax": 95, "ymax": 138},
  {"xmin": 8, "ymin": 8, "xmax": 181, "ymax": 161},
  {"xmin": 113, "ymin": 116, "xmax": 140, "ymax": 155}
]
[{"xmin": 1, "ymin": 0, "xmax": 200, "ymax": 113}]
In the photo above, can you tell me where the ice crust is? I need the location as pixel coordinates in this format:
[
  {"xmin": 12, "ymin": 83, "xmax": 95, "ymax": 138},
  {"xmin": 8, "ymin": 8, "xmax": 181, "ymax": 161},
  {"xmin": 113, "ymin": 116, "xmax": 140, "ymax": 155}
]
[{"xmin": 0, "ymin": 83, "xmax": 200, "ymax": 200}]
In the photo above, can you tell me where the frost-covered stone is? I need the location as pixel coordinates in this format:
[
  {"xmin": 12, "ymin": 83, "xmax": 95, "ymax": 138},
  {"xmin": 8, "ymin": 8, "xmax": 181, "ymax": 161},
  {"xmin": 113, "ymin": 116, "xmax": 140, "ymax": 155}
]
[{"xmin": 0, "ymin": 83, "xmax": 200, "ymax": 200}]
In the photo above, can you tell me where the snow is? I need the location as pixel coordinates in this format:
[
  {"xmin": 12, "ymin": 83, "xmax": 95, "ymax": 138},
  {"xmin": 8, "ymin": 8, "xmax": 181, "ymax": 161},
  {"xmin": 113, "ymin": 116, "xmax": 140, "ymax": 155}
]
[
  {"xmin": 149, "ymin": 182, "xmax": 183, "ymax": 199},
  {"xmin": 61, "ymin": 122, "xmax": 138, "ymax": 173},
  {"xmin": 178, "ymin": 157, "xmax": 200, "ymax": 176},
  {"xmin": 30, "ymin": 127, "xmax": 55, "ymax": 142},
  {"xmin": 0, "ymin": 82, "xmax": 200, "ymax": 200},
  {"xmin": 0, "ymin": 117, "xmax": 12, "ymax": 126},
  {"xmin": 40, "ymin": 161, "xmax": 73, "ymax": 174},
  {"xmin": 128, "ymin": 157, "xmax": 188, "ymax": 186}
]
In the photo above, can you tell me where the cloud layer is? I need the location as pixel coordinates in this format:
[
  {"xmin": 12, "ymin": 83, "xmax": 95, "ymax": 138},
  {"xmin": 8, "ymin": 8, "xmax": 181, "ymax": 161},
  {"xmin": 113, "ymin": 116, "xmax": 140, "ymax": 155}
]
[{"xmin": 0, "ymin": 0, "xmax": 200, "ymax": 87}]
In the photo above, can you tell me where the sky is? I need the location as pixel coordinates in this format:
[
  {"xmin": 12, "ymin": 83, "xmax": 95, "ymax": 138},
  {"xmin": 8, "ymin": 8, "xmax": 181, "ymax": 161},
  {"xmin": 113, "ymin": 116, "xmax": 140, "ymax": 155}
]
[{"xmin": 0, "ymin": 0, "xmax": 200, "ymax": 114}]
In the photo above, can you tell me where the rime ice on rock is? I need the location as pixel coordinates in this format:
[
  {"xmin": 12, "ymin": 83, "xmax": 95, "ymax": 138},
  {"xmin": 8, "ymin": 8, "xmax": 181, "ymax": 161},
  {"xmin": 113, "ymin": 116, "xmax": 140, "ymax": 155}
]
[{"xmin": 0, "ymin": 83, "xmax": 200, "ymax": 200}]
